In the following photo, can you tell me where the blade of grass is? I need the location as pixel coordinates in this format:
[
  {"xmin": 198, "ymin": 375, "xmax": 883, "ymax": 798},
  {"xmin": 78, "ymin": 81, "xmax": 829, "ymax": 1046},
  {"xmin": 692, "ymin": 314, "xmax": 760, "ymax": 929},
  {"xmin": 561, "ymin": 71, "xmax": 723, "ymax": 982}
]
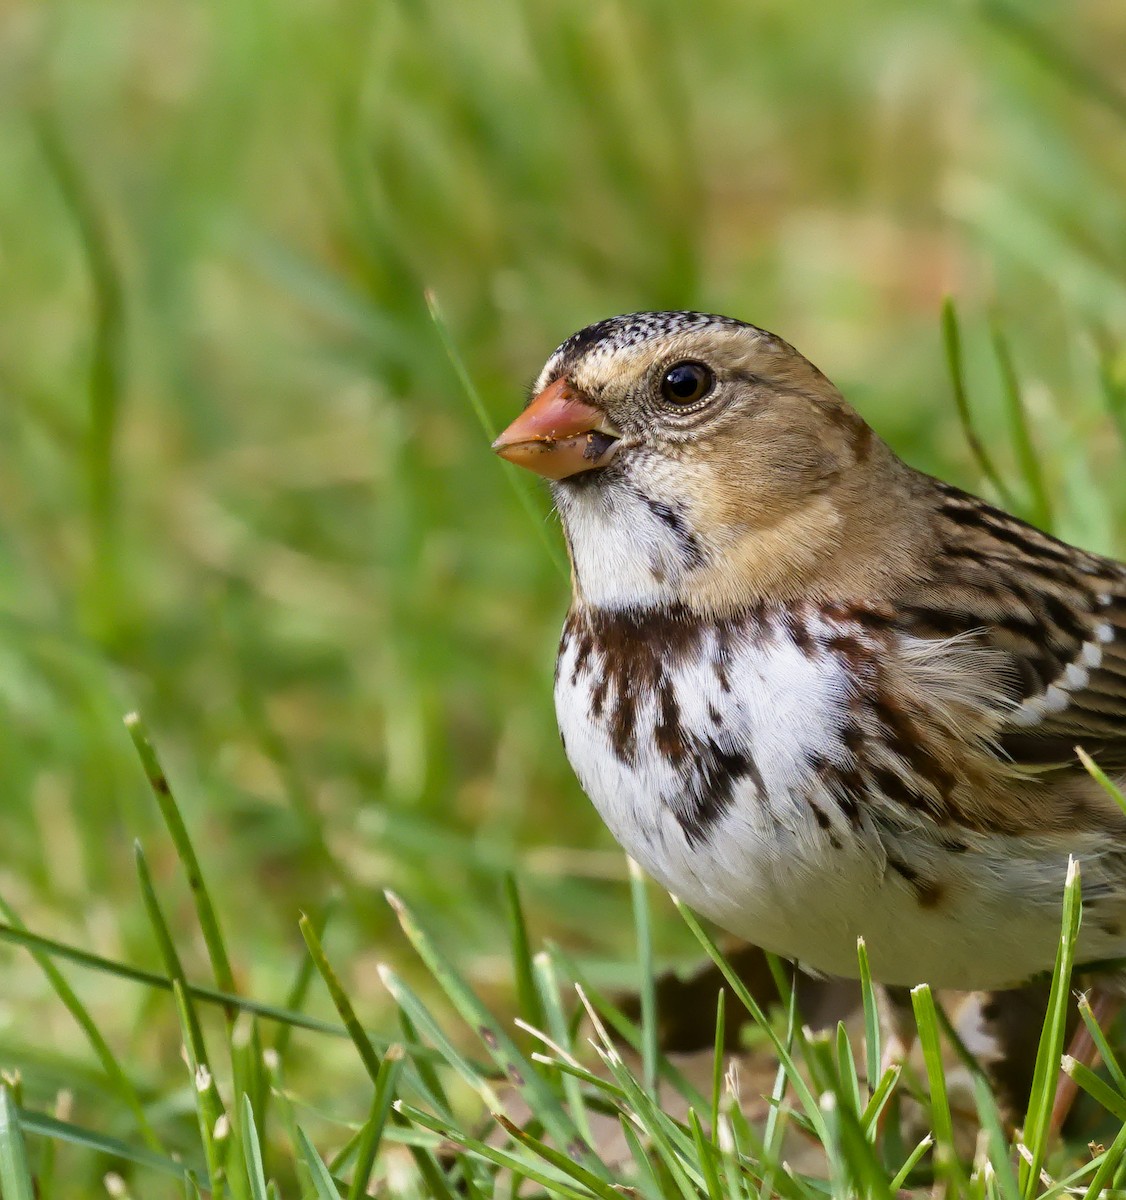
[
  {"xmin": 296, "ymin": 1126, "xmax": 346, "ymax": 1200},
  {"xmin": 757, "ymin": 984, "xmax": 800, "ymax": 1200},
  {"xmin": 232, "ymin": 1015, "xmax": 268, "ymax": 1165},
  {"xmin": 824, "ymin": 1086, "xmax": 895, "ymax": 1200},
  {"xmin": 1020, "ymin": 856, "xmax": 1082, "ymax": 1198},
  {"xmin": 942, "ymin": 298, "xmax": 1016, "ymax": 508},
  {"xmin": 858, "ymin": 1065, "xmax": 902, "ymax": 1139},
  {"xmin": 34, "ymin": 108, "xmax": 125, "ymax": 632},
  {"xmin": 910, "ymin": 985, "xmax": 957, "ymax": 1196},
  {"xmin": 272, "ymin": 906, "xmax": 331, "ymax": 1060},
  {"xmin": 299, "ymin": 918, "xmax": 452, "ymax": 1196},
  {"xmin": 241, "ymin": 1095, "xmax": 269, "ymax": 1200},
  {"xmin": 396, "ymin": 1007, "xmax": 455, "ymax": 1119},
  {"xmin": 527, "ymin": 1055, "xmax": 630, "ymax": 1103},
  {"xmin": 0, "ymin": 921, "xmax": 353, "ymax": 1041},
  {"xmin": 135, "ymin": 838, "xmax": 236, "ymax": 1199},
  {"xmin": 394, "ymin": 1102, "xmax": 587, "ymax": 1200},
  {"xmin": 990, "ymin": 316, "xmax": 1052, "ymax": 529},
  {"xmin": 1076, "ymin": 992, "xmax": 1126, "ymax": 1095},
  {"xmin": 673, "ymin": 897, "xmax": 827, "ymax": 1142},
  {"xmin": 929, "ymin": 984, "xmax": 1019, "ymax": 1198},
  {"xmin": 834, "ymin": 1021, "xmax": 863, "ymax": 1117},
  {"xmin": 17, "ymin": 1107, "xmax": 201, "ymax": 1180},
  {"xmin": 532, "ymin": 951, "xmax": 595, "ymax": 1148},
  {"xmin": 616, "ymin": 1112, "xmax": 669, "ymax": 1200},
  {"xmin": 125, "ymin": 713, "xmax": 238, "ymax": 1011},
  {"xmin": 298, "ymin": 914, "xmax": 382, "ymax": 1084},
  {"xmin": 628, "ymin": 859, "xmax": 659, "ymax": 1099},
  {"xmin": 546, "ymin": 942, "xmax": 705, "ymax": 1108},
  {"xmin": 585, "ymin": 1037, "xmax": 702, "ymax": 1200},
  {"xmin": 710, "ymin": 988, "xmax": 725, "ymax": 1139},
  {"xmin": 425, "ymin": 290, "xmax": 566, "ymax": 576},
  {"xmin": 1082, "ymin": 1111, "xmax": 1126, "ymax": 1199},
  {"xmin": 495, "ymin": 1114, "xmax": 622, "ymax": 1200},
  {"xmin": 888, "ymin": 1134, "xmax": 934, "ymax": 1193},
  {"xmin": 1076, "ymin": 745, "xmax": 1126, "ymax": 819},
  {"xmin": 0, "ymin": 1086, "xmax": 35, "ymax": 1200},
  {"xmin": 971, "ymin": 1074, "xmax": 1021, "ymax": 1200},
  {"xmin": 856, "ymin": 937, "xmax": 880, "ymax": 1098},
  {"xmin": 1038, "ymin": 1148, "xmax": 1113, "ymax": 1199},
  {"xmin": 172, "ymin": 982, "xmax": 231, "ymax": 1200},
  {"xmin": 134, "ymin": 842, "xmax": 211, "ymax": 1078},
  {"xmin": 326, "ymin": 1126, "xmax": 362, "ymax": 1179},
  {"xmin": 503, "ymin": 873, "xmax": 547, "ymax": 1040},
  {"xmin": 0, "ymin": 892, "xmax": 162, "ymax": 1152},
  {"xmin": 686, "ymin": 1109, "xmax": 724, "ymax": 1200},
  {"xmin": 378, "ymin": 965, "xmax": 501, "ymax": 1109},
  {"xmin": 262, "ymin": 1052, "xmax": 313, "ymax": 1198},
  {"xmin": 345, "ymin": 1046, "xmax": 404, "ymax": 1200},
  {"xmin": 1060, "ymin": 1055, "xmax": 1126, "ymax": 1120},
  {"xmin": 386, "ymin": 890, "xmax": 607, "ymax": 1178},
  {"xmin": 981, "ymin": 1, "xmax": 1126, "ymax": 124}
]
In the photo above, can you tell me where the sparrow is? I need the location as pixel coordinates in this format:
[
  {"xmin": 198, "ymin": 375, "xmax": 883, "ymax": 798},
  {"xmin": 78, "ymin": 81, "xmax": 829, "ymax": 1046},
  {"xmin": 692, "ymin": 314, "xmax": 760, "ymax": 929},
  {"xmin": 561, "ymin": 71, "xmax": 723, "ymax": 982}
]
[{"xmin": 492, "ymin": 310, "xmax": 1126, "ymax": 1003}]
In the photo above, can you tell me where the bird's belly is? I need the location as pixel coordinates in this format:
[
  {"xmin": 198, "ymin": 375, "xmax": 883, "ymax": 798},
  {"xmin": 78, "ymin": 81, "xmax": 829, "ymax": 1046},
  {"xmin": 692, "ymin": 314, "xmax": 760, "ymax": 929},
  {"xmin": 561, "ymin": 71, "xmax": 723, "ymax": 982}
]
[{"xmin": 555, "ymin": 613, "xmax": 1126, "ymax": 990}]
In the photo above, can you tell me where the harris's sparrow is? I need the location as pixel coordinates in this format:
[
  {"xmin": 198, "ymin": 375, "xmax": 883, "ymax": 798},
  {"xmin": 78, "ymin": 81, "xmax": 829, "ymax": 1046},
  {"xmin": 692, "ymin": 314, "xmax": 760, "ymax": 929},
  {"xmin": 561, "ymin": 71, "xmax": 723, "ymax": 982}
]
[{"xmin": 493, "ymin": 310, "xmax": 1126, "ymax": 1003}]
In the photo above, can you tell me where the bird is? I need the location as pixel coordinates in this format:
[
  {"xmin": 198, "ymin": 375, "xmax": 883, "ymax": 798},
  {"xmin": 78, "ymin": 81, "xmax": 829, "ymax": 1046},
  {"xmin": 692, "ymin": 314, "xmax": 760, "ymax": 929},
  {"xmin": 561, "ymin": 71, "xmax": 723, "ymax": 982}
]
[{"xmin": 492, "ymin": 310, "xmax": 1126, "ymax": 1116}]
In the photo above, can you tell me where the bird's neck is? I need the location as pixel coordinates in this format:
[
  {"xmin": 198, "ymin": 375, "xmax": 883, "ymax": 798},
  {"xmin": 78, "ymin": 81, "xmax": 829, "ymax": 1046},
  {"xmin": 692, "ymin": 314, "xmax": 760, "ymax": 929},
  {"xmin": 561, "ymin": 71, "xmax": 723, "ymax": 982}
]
[{"xmin": 555, "ymin": 449, "xmax": 937, "ymax": 617}]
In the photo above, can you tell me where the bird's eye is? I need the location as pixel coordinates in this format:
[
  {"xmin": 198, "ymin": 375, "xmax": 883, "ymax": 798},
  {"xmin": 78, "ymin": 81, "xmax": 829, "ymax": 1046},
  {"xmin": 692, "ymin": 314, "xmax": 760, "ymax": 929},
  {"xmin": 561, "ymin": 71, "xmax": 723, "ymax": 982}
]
[{"xmin": 660, "ymin": 361, "xmax": 715, "ymax": 406}]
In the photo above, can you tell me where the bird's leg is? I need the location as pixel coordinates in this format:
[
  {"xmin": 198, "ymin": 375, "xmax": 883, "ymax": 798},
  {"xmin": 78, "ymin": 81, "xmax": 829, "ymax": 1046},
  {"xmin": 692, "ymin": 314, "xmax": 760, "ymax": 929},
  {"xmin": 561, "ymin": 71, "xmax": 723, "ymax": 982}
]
[{"xmin": 1049, "ymin": 987, "xmax": 1122, "ymax": 1136}]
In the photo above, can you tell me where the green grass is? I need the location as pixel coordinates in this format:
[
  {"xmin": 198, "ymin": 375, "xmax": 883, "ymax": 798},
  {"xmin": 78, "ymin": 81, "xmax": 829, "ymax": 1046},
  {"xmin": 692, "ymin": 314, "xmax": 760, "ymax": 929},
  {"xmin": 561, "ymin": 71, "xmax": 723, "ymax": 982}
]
[{"xmin": 1, "ymin": 0, "xmax": 1126, "ymax": 1194}]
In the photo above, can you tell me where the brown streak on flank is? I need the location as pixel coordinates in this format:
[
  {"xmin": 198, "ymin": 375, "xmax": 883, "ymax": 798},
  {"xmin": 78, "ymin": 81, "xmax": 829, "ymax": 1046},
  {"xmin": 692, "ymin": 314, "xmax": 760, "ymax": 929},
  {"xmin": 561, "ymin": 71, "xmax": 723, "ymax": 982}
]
[
  {"xmin": 811, "ymin": 755, "xmax": 863, "ymax": 826},
  {"xmin": 609, "ymin": 691, "xmax": 637, "ymax": 762},
  {"xmin": 822, "ymin": 600, "xmax": 896, "ymax": 625},
  {"xmin": 888, "ymin": 855, "xmax": 944, "ymax": 909},
  {"xmin": 780, "ymin": 608, "xmax": 815, "ymax": 656},
  {"xmin": 808, "ymin": 801, "xmax": 832, "ymax": 831},
  {"xmin": 852, "ymin": 420, "xmax": 874, "ymax": 463},
  {"xmin": 655, "ymin": 676, "xmax": 688, "ymax": 765},
  {"xmin": 590, "ymin": 672, "xmax": 610, "ymax": 718},
  {"xmin": 713, "ymin": 619, "xmax": 734, "ymax": 691},
  {"xmin": 915, "ymin": 880, "xmax": 945, "ymax": 909},
  {"xmin": 571, "ymin": 631, "xmax": 594, "ymax": 685},
  {"xmin": 872, "ymin": 765, "xmax": 934, "ymax": 815},
  {"xmin": 826, "ymin": 633, "xmax": 874, "ymax": 674},
  {"xmin": 872, "ymin": 692, "xmax": 958, "ymax": 814}
]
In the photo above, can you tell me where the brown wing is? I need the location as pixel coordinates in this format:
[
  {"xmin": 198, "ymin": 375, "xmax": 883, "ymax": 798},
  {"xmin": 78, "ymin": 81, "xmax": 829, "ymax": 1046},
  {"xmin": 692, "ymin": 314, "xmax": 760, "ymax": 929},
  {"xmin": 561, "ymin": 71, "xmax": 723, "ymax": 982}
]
[{"xmin": 896, "ymin": 480, "xmax": 1126, "ymax": 773}]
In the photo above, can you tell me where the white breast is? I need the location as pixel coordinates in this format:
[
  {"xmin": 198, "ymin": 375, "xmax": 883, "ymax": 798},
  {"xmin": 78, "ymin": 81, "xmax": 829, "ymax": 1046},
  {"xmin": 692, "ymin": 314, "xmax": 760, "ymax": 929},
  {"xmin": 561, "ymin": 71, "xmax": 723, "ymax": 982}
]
[{"xmin": 555, "ymin": 609, "xmax": 1126, "ymax": 989}]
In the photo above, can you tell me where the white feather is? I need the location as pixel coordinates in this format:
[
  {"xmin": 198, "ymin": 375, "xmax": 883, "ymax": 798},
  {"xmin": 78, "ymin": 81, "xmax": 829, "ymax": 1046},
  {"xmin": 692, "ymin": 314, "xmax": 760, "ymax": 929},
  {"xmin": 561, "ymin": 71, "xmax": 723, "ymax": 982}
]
[{"xmin": 556, "ymin": 609, "xmax": 1126, "ymax": 989}]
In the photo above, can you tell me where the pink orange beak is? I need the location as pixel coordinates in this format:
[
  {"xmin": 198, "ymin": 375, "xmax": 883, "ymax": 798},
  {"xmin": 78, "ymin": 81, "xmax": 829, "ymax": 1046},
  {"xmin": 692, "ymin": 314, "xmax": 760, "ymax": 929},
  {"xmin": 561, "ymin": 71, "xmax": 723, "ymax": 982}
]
[{"xmin": 492, "ymin": 378, "xmax": 621, "ymax": 480}]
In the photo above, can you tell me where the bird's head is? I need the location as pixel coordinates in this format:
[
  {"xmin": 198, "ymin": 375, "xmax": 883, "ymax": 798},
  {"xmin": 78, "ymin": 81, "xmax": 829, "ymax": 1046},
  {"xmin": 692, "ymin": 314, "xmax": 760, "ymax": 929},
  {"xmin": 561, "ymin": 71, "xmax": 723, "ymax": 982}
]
[{"xmin": 494, "ymin": 312, "xmax": 930, "ymax": 614}]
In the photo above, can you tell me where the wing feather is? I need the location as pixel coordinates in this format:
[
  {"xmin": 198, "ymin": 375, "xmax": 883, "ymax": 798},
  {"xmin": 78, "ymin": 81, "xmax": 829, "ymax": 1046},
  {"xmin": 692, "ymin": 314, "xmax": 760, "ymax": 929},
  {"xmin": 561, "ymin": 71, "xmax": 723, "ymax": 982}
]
[{"xmin": 899, "ymin": 482, "xmax": 1126, "ymax": 774}]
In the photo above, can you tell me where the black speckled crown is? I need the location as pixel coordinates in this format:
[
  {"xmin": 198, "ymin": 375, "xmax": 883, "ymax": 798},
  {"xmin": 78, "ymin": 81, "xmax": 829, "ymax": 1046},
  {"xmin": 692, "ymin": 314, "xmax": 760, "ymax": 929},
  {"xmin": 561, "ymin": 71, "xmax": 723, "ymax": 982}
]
[{"xmin": 549, "ymin": 311, "xmax": 754, "ymax": 371}]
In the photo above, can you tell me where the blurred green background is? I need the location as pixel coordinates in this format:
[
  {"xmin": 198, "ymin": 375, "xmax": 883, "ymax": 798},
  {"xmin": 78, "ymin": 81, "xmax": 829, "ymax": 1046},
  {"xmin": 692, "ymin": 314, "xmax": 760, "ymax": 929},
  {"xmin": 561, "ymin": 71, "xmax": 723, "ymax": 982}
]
[{"xmin": 1, "ymin": 0, "xmax": 1126, "ymax": 1191}]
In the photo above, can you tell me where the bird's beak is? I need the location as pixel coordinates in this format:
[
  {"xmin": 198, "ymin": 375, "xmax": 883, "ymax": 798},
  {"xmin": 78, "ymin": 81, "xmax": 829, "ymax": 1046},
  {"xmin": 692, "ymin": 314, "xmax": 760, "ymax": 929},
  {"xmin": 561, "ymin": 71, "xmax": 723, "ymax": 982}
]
[{"xmin": 492, "ymin": 378, "xmax": 621, "ymax": 480}]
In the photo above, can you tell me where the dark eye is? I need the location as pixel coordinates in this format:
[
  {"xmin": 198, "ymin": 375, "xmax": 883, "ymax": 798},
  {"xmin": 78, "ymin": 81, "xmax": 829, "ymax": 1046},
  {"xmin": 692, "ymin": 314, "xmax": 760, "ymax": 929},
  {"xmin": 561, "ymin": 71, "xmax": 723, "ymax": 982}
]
[{"xmin": 660, "ymin": 361, "xmax": 715, "ymax": 406}]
